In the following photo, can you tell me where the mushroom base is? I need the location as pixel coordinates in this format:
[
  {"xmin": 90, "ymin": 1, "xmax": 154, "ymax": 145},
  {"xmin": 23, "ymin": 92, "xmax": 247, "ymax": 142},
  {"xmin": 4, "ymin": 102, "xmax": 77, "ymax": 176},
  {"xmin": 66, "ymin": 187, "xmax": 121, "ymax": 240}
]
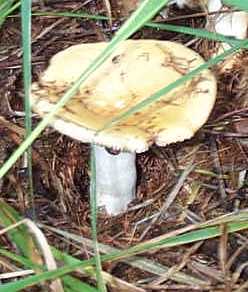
[{"xmin": 93, "ymin": 145, "xmax": 137, "ymax": 215}]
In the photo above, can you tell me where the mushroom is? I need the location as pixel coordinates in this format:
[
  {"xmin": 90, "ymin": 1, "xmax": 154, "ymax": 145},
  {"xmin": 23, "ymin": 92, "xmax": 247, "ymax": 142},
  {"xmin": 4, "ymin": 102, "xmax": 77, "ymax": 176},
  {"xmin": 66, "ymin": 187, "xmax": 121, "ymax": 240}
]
[
  {"xmin": 207, "ymin": 0, "xmax": 248, "ymax": 40},
  {"xmin": 206, "ymin": 0, "xmax": 248, "ymax": 71},
  {"xmin": 31, "ymin": 40, "xmax": 217, "ymax": 215},
  {"xmin": 175, "ymin": 0, "xmax": 248, "ymax": 71}
]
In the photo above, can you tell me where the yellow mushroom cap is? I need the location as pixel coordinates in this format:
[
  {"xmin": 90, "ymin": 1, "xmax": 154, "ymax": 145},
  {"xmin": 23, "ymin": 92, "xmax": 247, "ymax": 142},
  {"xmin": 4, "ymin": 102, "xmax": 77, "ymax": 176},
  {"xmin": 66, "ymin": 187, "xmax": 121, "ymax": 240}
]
[{"xmin": 31, "ymin": 40, "xmax": 217, "ymax": 153}]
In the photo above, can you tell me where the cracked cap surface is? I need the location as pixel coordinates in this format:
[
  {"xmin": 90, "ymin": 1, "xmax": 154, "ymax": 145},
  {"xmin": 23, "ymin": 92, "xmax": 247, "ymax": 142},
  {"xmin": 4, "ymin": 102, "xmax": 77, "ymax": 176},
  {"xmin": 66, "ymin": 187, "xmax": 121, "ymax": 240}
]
[{"xmin": 31, "ymin": 39, "xmax": 217, "ymax": 152}]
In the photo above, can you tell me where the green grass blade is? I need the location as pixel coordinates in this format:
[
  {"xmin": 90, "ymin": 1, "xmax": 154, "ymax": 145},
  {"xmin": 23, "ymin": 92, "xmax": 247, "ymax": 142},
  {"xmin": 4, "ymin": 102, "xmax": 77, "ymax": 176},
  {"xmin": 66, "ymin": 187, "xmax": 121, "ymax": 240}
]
[
  {"xmin": 0, "ymin": 201, "xmax": 45, "ymax": 272},
  {"xmin": 21, "ymin": 0, "xmax": 34, "ymax": 218},
  {"xmin": 0, "ymin": 0, "xmax": 169, "ymax": 179},
  {"xmin": 1, "ymin": 217, "xmax": 248, "ymax": 291},
  {"xmin": 0, "ymin": 201, "xmax": 33, "ymax": 259},
  {"xmin": 0, "ymin": 248, "xmax": 97, "ymax": 292},
  {"xmin": 0, "ymin": 0, "xmax": 20, "ymax": 27},
  {"xmin": 0, "ymin": 0, "xmax": 13, "ymax": 26},
  {"xmin": 33, "ymin": 11, "xmax": 108, "ymax": 20},
  {"xmin": 62, "ymin": 276, "xmax": 98, "ymax": 292},
  {"xmin": 90, "ymin": 147, "xmax": 106, "ymax": 292},
  {"xmin": 0, "ymin": 201, "xmax": 98, "ymax": 292},
  {"xmin": 223, "ymin": 0, "xmax": 248, "ymax": 10},
  {"xmin": 0, "ymin": 248, "xmax": 40, "ymax": 270},
  {"xmin": 146, "ymin": 22, "xmax": 244, "ymax": 45}
]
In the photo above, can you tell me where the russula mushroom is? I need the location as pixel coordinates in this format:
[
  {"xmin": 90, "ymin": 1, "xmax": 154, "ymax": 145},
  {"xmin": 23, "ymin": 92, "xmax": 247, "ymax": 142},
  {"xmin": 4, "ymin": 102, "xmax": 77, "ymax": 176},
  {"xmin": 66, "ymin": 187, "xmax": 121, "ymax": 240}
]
[{"xmin": 31, "ymin": 40, "xmax": 217, "ymax": 215}]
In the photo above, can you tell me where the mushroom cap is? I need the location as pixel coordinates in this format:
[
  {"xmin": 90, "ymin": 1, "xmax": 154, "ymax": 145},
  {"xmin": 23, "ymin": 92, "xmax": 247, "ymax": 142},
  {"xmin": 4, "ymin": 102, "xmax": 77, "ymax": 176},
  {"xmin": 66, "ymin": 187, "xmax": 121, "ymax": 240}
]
[{"xmin": 31, "ymin": 40, "xmax": 217, "ymax": 153}]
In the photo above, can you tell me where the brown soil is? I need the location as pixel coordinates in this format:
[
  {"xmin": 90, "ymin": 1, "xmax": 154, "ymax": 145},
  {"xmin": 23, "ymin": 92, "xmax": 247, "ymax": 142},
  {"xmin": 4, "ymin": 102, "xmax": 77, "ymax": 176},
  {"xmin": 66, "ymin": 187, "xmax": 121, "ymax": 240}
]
[{"xmin": 0, "ymin": 1, "xmax": 248, "ymax": 291}]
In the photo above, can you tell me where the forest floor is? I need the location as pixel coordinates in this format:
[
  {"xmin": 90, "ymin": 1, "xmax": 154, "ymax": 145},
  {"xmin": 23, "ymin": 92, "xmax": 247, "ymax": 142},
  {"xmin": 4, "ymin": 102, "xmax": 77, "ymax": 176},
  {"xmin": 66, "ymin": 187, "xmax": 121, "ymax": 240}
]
[{"xmin": 0, "ymin": 1, "xmax": 248, "ymax": 291}]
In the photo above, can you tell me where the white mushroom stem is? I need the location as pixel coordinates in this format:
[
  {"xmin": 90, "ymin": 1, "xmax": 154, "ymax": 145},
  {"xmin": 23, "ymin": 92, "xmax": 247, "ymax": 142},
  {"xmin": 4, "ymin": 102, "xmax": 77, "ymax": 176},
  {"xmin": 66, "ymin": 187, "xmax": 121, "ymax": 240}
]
[{"xmin": 93, "ymin": 145, "xmax": 137, "ymax": 215}]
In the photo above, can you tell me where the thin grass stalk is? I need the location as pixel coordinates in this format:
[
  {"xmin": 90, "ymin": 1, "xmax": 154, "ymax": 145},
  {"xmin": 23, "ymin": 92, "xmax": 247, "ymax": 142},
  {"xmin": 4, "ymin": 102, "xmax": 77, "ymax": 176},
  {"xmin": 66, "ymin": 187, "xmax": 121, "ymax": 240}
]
[
  {"xmin": 145, "ymin": 22, "xmax": 243, "ymax": 45},
  {"xmin": 0, "ymin": 0, "xmax": 20, "ymax": 27},
  {"xmin": 21, "ymin": 0, "xmax": 34, "ymax": 218},
  {"xmin": 33, "ymin": 11, "xmax": 108, "ymax": 20},
  {"xmin": 90, "ymin": 148, "xmax": 106, "ymax": 291}
]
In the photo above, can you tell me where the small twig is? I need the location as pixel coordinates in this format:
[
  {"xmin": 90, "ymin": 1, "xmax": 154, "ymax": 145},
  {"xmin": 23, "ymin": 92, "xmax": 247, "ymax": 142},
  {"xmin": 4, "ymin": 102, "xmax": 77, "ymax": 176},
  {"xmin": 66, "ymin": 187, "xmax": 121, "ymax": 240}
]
[
  {"xmin": 235, "ymin": 281, "xmax": 248, "ymax": 292},
  {"xmin": 128, "ymin": 198, "xmax": 156, "ymax": 212},
  {"xmin": 158, "ymin": 7, "xmax": 240, "ymax": 23},
  {"xmin": 226, "ymin": 241, "xmax": 247, "ymax": 271},
  {"xmin": 202, "ymin": 129, "xmax": 248, "ymax": 138},
  {"xmin": 150, "ymin": 241, "xmax": 203, "ymax": 286},
  {"xmin": 210, "ymin": 137, "xmax": 227, "ymax": 200},
  {"xmin": 219, "ymin": 224, "xmax": 228, "ymax": 276},
  {"xmin": 141, "ymin": 284, "xmax": 210, "ymax": 291},
  {"xmin": 0, "ymin": 270, "xmax": 34, "ymax": 279},
  {"xmin": 183, "ymin": 208, "xmax": 203, "ymax": 224},
  {"xmin": 233, "ymin": 262, "xmax": 248, "ymax": 285},
  {"xmin": 232, "ymin": 237, "xmax": 248, "ymax": 292},
  {"xmin": 103, "ymin": 0, "xmax": 112, "ymax": 27},
  {"xmin": 139, "ymin": 161, "xmax": 195, "ymax": 240},
  {"xmin": 188, "ymin": 261, "xmax": 224, "ymax": 283},
  {"xmin": 213, "ymin": 107, "xmax": 248, "ymax": 122}
]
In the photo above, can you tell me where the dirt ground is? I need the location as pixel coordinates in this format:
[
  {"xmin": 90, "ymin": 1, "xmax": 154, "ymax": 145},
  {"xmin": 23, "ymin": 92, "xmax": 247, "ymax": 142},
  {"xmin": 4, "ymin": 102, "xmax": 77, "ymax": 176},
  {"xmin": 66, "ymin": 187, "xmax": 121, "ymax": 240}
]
[{"xmin": 0, "ymin": 1, "xmax": 248, "ymax": 291}]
